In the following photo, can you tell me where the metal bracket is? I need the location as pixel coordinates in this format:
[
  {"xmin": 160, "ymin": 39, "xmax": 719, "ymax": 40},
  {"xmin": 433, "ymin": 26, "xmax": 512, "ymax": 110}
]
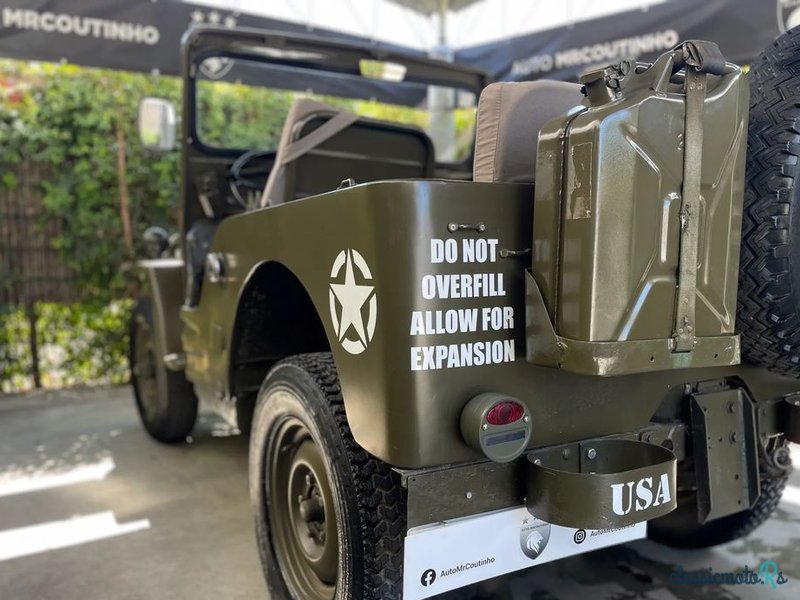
[
  {"xmin": 690, "ymin": 389, "xmax": 760, "ymax": 523},
  {"xmin": 526, "ymin": 439, "xmax": 677, "ymax": 529},
  {"xmin": 402, "ymin": 461, "xmax": 521, "ymax": 529},
  {"xmin": 447, "ymin": 222, "xmax": 486, "ymax": 233},
  {"xmin": 163, "ymin": 352, "xmax": 186, "ymax": 372},
  {"xmin": 525, "ymin": 270, "xmax": 740, "ymax": 376}
]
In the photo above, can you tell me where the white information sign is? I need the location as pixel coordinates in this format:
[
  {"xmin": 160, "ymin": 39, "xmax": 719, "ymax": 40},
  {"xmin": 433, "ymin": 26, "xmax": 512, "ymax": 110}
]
[{"xmin": 403, "ymin": 506, "xmax": 646, "ymax": 599}]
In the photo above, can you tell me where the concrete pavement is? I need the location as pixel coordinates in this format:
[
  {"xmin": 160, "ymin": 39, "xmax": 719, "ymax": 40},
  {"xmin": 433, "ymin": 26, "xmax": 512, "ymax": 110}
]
[{"xmin": 0, "ymin": 386, "xmax": 798, "ymax": 599}]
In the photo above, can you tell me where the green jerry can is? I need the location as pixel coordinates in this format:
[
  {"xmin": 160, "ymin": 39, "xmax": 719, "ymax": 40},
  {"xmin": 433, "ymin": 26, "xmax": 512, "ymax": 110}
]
[{"xmin": 527, "ymin": 42, "xmax": 748, "ymax": 376}]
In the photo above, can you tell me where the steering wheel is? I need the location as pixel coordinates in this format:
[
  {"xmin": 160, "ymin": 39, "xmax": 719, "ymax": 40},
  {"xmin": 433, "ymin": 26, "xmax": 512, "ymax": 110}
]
[{"xmin": 228, "ymin": 148, "xmax": 273, "ymax": 209}]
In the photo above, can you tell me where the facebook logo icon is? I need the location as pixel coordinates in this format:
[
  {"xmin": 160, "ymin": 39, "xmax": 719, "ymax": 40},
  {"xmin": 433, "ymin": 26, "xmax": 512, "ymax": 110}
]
[{"xmin": 420, "ymin": 568, "xmax": 437, "ymax": 587}]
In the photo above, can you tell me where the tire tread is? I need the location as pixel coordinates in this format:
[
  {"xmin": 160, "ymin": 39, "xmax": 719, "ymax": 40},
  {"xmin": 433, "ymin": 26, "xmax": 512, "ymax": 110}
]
[
  {"xmin": 739, "ymin": 27, "xmax": 800, "ymax": 375},
  {"xmin": 129, "ymin": 298, "xmax": 197, "ymax": 443}
]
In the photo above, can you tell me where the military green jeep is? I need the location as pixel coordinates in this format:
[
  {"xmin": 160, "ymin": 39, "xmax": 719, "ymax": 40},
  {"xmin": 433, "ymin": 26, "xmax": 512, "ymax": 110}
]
[{"xmin": 131, "ymin": 25, "xmax": 800, "ymax": 600}]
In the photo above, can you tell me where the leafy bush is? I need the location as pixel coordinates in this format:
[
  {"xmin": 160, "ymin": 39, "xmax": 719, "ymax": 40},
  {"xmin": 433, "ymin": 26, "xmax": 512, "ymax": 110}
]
[
  {"xmin": 37, "ymin": 301, "xmax": 132, "ymax": 389},
  {"xmin": 0, "ymin": 301, "xmax": 131, "ymax": 393},
  {"xmin": 1, "ymin": 60, "xmax": 181, "ymax": 300},
  {"xmin": 1, "ymin": 61, "xmax": 177, "ymax": 392},
  {"xmin": 0, "ymin": 304, "xmax": 32, "ymax": 393}
]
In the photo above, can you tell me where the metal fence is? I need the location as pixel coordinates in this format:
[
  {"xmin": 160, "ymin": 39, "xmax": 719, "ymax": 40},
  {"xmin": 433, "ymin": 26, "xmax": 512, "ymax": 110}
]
[
  {"xmin": 1, "ymin": 161, "xmax": 76, "ymax": 389},
  {"xmin": 0, "ymin": 161, "xmax": 76, "ymax": 306}
]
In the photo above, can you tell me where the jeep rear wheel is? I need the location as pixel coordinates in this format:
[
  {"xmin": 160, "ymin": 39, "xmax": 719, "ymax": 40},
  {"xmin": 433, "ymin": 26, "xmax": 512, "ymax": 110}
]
[
  {"xmin": 249, "ymin": 353, "xmax": 405, "ymax": 600},
  {"xmin": 129, "ymin": 298, "xmax": 197, "ymax": 443}
]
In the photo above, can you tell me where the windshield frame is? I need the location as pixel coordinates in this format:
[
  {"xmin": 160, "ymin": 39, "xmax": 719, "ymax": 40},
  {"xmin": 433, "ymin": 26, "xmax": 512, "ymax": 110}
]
[{"xmin": 182, "ymin": 26, "xmax": 489, "ymax": 164}]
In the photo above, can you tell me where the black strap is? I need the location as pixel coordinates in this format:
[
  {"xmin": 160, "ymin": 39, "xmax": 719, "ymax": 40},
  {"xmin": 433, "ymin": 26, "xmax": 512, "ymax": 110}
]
[{"xmin": 675, "ymin": 40, "xmax": 726, "ymax": 76}]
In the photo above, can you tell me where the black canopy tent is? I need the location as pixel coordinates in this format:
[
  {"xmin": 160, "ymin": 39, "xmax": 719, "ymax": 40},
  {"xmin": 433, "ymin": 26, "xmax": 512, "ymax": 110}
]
[
  {"xmin": 0, "ymin": 0, "xmax": 790, "ymax": 83},
  {"xmin": 0, "ymin": 0, "xmax": 423, "ymax": 77},
  {"xmin": 455, "ymin": 0, "xmax": 788, "ymax": 82}
]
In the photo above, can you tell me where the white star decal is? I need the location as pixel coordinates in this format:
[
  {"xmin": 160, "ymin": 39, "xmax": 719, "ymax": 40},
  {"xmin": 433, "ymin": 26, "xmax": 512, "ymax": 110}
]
[
  {"xmin": 190, "ymin": 10, "xmax": 204, "ymax": 23},
  {"xmin": 208, "ymin": 10, "xmax": 221, "ymax": 24},
  {"xmin": 331, "ymin": 253, "xmax": 373, "ymax": 344},
  {"xmin": 328, "ymin": 249, "xmax": 377, "ymax": 355},
  {"xmin": 224, "ymin": 15, "xmax": 237, "ymax": 28}
]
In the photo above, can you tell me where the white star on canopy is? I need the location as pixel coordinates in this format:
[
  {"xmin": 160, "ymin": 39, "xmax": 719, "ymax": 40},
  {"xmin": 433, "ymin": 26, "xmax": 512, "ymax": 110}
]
[{"xmin": 330, "ymin": 251, "xmax": 374, "ymax": 345}]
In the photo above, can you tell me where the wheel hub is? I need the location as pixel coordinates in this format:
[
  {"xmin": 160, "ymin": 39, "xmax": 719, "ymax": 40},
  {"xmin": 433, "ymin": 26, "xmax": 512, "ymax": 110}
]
[
  {"xmin": 267, "ymin": 415, "xmax": 338, "ymax": 600},
  {"xmin": 290, "ymin": 461, "xmax": 328, "ymax": 554},
  {"xmin": 298, "ymin": 471, "xmax": 325, "ymax": 524}
]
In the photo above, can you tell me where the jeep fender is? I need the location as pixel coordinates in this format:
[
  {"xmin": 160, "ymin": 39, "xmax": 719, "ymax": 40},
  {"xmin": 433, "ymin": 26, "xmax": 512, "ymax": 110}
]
[{"xmin": 136, "ymin": 258, "xmax": 185, "ymax": 368}]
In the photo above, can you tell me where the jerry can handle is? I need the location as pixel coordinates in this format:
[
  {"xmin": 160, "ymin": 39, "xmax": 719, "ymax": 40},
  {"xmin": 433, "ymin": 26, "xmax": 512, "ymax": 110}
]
[
  {"xmin": 674, "ymin": 40, "xmax": 726, "ymax": 76},
  {"xmin": 650, "ymin": 40, "xmax": 727, "ymax": 94}
]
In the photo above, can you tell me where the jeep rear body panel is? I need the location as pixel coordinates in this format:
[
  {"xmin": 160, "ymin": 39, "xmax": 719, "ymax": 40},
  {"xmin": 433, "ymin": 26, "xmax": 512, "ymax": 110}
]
[{"xmin": 180, "ymin": 179, "xmax": 799, "ymax": 468}]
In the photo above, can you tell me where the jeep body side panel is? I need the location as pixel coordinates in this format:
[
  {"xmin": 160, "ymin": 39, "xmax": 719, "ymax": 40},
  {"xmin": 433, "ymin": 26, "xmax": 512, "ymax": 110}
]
[{"xmin": 181, "ymin": 180, "xmax": 800, "ymax": 468}]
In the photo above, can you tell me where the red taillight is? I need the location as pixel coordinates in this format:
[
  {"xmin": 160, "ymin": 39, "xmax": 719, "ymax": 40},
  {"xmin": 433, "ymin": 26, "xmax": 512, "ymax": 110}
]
[{"xmin": 486, "ymin": 401, "xmax": 525, "ymax": 426}]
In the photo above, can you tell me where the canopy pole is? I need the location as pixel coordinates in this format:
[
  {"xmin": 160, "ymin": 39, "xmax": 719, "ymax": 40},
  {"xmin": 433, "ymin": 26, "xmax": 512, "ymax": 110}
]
[{"xmin": 438, "ymin": 0, "xmax": 449, "ymax": 45}]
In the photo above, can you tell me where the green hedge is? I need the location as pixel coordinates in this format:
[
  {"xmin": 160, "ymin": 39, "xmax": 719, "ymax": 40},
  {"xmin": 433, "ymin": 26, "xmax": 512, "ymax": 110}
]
[
  {"xmin": 1, "ymin": 60, "xmax": 182, "ymax": 299},
  {"xmin": 0, "ymin": 301, "xmax": 131, "ymax": 393},
  {"xmin": 1, "ymin": 60, "xmax": 175, "ymax": 392}
]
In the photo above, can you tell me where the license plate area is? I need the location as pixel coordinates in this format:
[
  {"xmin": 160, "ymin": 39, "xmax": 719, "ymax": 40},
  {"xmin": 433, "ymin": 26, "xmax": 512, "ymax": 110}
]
[{"xmin": 403, "ymin": 506, "xmax": 645, "ymax": 600}]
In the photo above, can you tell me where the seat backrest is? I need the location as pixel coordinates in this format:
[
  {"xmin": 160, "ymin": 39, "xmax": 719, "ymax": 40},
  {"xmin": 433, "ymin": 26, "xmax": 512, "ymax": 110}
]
[
  {"xmin": 261, "ymin": 98, "xmax": 434, "ymax": 206},
  {"xmin": 473, "ymin": 81, "xmax": 583, "ymax": 183}
]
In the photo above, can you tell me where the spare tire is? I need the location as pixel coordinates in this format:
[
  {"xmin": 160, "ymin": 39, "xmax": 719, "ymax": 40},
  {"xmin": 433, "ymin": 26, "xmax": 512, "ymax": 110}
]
[{"xmin": 738, "ymin": 26, "xmax": 800, "ymax": 375}]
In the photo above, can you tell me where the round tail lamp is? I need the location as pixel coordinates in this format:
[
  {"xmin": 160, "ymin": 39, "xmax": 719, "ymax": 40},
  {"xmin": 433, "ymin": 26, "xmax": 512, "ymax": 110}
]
[{"xmin": 460, "ymin": 393, "xmax": 532, "ymax": 463}]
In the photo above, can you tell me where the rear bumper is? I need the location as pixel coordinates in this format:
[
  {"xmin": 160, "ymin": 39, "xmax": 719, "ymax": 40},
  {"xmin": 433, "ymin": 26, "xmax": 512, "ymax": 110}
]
[
  {"xmin": 403, "ymin": 385, "xmax": 795, "ymax": 531},
  {"xmin": 403, "ymin": 431, "xmax": 681, "ymax": 531}
]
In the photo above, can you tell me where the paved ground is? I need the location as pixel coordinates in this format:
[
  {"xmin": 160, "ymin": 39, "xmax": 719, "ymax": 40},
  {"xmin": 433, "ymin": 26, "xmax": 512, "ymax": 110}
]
[{"xmin": 0, "ymin": 387, "xmax": 798, "ymax": 600}]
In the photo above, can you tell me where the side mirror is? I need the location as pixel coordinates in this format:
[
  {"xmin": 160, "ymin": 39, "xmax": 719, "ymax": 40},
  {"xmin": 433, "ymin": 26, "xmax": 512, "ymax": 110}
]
[
  {"xmin": 138, "ymin": 97, "xmax": 177, "ymax": 151},
  {"xmin": 142, "ymin": 226, "xmax": 170, "ymax": 258}
]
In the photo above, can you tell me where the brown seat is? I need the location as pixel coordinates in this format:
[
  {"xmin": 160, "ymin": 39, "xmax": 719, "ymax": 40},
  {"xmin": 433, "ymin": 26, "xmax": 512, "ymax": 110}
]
[
  {"xmin": 261, "ymin": 98, "xmax": 434, "ymax": 206},
  {"xmin": 473, "ymin": 81, "xmax": 583, "ymax": 183}
]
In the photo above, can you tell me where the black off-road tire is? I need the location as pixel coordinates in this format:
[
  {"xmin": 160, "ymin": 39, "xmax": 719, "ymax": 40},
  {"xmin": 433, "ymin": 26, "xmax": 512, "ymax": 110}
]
[
  {"xmin": 129, "ymin": 298, "xmax": 198, "ymax": 443},
  {"xmin": 648, "ymin": 475, "xmax": 788, "ymax": 549},
  {"xmin": 249, "ymin": 353, "xmax": 405, "ymax": 600},
  {"xmin": 739, "ymin": 26, "xmax": 800, "ymax": 375}
]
